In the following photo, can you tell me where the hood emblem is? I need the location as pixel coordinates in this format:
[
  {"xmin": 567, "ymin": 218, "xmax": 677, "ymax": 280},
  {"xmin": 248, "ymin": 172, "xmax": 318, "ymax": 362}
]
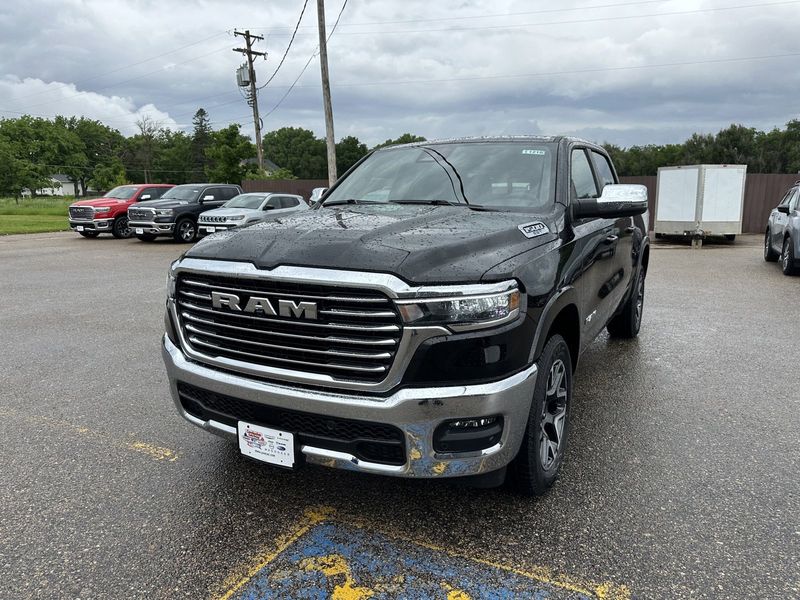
[
  {"xmin": 518, "ymin": 221, "xmax": 550, "ymax": 239},
  {"xmin": 211, "ymin": 291, "xmax": 318, "ymax": 320}
]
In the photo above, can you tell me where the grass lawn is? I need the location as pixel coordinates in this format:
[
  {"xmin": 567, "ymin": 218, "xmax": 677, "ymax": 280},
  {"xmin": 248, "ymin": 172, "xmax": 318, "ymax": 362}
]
[
  {"xmin": 0, "ymin": 197, "xmax": 72, "ymax": 235},
  {"xmin": 0, "ymin": 214, "xmax": 70, "ymax": 235}
]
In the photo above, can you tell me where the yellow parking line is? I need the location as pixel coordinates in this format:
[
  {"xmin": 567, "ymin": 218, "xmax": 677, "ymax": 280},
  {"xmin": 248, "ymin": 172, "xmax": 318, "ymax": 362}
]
[
  {"xmin": 214, "ymin": 506, "xmax": 335, "ymax": 600},
  {"xmin": 0, "ymin": 408, "xmax": 180, "ymax": 463},
  {"xmin": 212, "ymin": 506, "xmax": 631, "ymax": 600}
]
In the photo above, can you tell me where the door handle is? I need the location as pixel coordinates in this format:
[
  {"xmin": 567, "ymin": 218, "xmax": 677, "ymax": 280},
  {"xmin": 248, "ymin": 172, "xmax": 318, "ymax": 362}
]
[{"xmin": 604, "ymin": 234, "xmax": 619, "ymax": 243}]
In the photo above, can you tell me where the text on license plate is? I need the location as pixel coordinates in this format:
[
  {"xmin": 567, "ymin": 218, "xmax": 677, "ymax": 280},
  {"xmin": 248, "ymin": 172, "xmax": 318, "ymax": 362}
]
[{"xmin": 238, "ymin": 421, "xmax": 294, "ymax": 468}]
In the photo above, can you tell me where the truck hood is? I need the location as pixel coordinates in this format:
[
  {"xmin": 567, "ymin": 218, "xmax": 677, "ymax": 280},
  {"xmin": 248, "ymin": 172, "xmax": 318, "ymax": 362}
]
[
  {"xmin": 185, "ymin": 204, "xmax": 559, "ymax": 284},
  {"xmin": 199, "ymin": 207, "xmax": 264, "ymax": 219},
  {"xmin": 71, "ymin": 198, "xmax": 130, "ymax": 208},
  {"xmin": 136, "ymin": 198, "xmax": 193, "ymax": 210}
]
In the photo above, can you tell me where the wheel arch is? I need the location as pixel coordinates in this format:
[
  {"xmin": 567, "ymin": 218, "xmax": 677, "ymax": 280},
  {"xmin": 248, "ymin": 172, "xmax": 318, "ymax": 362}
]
[{"xmin": 529, "ymin": 288, "xmax": 581, "ymax": 372}]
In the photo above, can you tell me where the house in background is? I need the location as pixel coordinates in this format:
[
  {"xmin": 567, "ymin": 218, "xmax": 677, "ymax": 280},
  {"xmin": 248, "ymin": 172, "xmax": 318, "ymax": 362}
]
[{"xmin": 34, "ymin": 174, "xmax": 83, "ymax": 197}]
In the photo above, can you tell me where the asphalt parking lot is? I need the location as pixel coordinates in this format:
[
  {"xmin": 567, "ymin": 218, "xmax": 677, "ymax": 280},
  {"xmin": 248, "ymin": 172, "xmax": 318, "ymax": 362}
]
[{"xmin": 0, "ymin": 232, "xmax": 798, "ymax": 599}]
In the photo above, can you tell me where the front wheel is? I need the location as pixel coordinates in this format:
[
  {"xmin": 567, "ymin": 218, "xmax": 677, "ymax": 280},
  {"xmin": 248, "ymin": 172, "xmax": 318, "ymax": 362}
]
[
  {"xmin": 607, "ymin": 267, "xmax": 645, "ymax": 339},
  {"xmin": 508, "ymin": 334, "xmax": 572, "ymax": 496},
  {"xmin": 173, "ymin": 218, "xmax": 197, "ymax": 243},
  {"xmin": 764, "ymin": 230, "xmax": 778, "ymax": 262},
  {"xmin": 112, "ymin": 216, "xmax": 132, "ymax": 239},
  {"xmin": 782, "ymin": 237, "xmax": 798, "ymax": 275}
]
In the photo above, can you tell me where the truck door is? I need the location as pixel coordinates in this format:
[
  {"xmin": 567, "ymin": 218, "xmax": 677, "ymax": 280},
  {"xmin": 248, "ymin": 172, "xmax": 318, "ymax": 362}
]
[
  {"xmin": 590, "ymin": 150, "xmax": 635, "ymax": 322},
  {"xmin": 772, "ymin": 188, "xmax": 796, "ymax": 251},
  {"xmin": 568, "ymin": 148, "xmax": 619, "ymax": 341}
]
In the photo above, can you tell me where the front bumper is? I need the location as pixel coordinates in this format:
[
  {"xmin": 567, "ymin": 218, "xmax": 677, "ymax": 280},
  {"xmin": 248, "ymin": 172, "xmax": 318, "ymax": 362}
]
[
  {"xmin": 197, "ymin": 222, "xmax": 237, "ymax": 236},
  {"xmin": 128, "ymin": 220, "xmax": 175, "ymax": 235},
  {"xmin": 69, "ymin": 218, "xmax": 113, "ymax": 232},
  {"xmin": 162, "ymin": 335, "xmax": 537, "ymax": 478}
]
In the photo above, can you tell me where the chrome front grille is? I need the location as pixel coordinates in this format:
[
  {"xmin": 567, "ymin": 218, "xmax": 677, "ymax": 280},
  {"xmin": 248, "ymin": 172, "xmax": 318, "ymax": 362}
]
[
  {"xmin": 69, "ymin": 206, "xmax": 93, "ymax": 220},
  {"xmin": 128, "ymin": 207, "xmax": 154, "ymax": 221},
  {"xmin": 175, "ymin": 273, "xmax": 403, "ymax": 384},
  {"xmin": 199, "ymin": 215, "xmax": 229, "ymax": 223}
]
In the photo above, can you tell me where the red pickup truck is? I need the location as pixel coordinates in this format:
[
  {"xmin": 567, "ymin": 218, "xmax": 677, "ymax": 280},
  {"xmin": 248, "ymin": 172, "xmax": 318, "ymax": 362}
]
[{"xmin": 68, "ymin": 184, "xmax": 174, "ymax": 238}]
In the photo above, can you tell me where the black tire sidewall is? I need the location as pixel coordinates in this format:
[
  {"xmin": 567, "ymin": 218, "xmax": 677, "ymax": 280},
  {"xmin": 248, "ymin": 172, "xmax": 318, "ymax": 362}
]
[
  {"xmin": 112, "ymin": 216, "xmax": 130, "ymax": 239},
  {"xmin": 174, "ymin": 218, "xmax": 197, "ymax": 243},
  {"xmin": 782, "ymin": 237, "xmax": 796, "ymax": 275},
  {"xmin": 510, "ymin": 334, "xmax": 572, "ymax": 495}
]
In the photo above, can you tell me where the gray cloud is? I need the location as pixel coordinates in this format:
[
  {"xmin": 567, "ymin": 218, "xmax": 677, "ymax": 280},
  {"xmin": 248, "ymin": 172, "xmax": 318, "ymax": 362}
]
[{"xmin": 0, "ymin": 0, "xmax": 798, "ymax": 145}]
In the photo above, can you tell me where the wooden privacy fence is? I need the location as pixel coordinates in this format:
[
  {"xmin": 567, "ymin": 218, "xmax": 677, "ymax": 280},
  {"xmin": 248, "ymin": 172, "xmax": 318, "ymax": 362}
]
[
  {"xmin": 620, "ymin": 173, "xmax": 799, "ymax": 233},
  {"xmin": 243, "ymin": 179, "xmax": 328, "ymax": 200},
  {"xmin": 245, "ymin": 175, "xmax": 796, "ymax": 233}
]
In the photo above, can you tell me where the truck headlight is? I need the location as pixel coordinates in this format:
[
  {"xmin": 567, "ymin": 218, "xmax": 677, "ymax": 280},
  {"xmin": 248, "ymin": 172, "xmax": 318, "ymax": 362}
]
[
  {"xmin": 397, "ymin": 285, "xmax": 520, "ymax": 331},
  {"xmin": 227, "ymin": 215, "xmax": 245, "ymax": 221},
  {"xmin": 94, "ymin": 206, "xmax": 110, "ymax": 213},
  {"xmin": 155, "ymin": 208, "xmax": 174, "ymax": 217},
  {"xmin": 166, "ymin": 261, "xmax": 178, "ymax": 298}
]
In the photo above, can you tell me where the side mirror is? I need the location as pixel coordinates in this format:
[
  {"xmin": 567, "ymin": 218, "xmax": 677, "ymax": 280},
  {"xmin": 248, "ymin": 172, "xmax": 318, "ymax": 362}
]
[
  {"xmin": 573, "ymin": 184, "xmax": 648, "ymax": 219},
  {"xmin": 263, "ymin": 204, "xmax": 275, "ymax": 211},
  {"xmin": 777, "ymin": 205, "xmax": 790, "ymax": 214},
  {"xmin": 202, "ymin": 195, "xmax": 215, "ymax": 201},
  {"xmin": 139, "ymin": 194, "xmax": 151, "ymax": 201}
]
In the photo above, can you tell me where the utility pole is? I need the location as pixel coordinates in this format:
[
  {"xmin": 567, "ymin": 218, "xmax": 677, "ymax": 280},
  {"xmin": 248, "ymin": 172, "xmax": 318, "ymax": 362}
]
[
  {"xmin": 233, "ymin": 30, "xmax": 267, "ymax": 172},
  {"xmin": 317, "ymin": 0, "xmax": 337, "ymax": 186}
]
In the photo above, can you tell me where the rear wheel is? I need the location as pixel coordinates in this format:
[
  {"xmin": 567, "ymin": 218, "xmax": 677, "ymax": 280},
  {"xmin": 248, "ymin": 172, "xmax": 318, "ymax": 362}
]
[
  {"xmin": 136, "ymin": 233, "xmax": 157, "ymax": 242},
  {"xmin": 607, "ymin": 267, "xmax": 645, "ymax": 339},
  {"xmin": 112, "ymin": 215, "xmax": 132, "ymax": 239},
  {"xmin": 508, "ymin": 334, "xmax": 572, "ymax": 496},
  {"xmin": 78, "ymin": 230, "xmax": 99, "ymax": 238},
  {"xmin": 174, "ymin": 218, "xmax": 197, "ymax": 243},
  {"xmin": 781, "ymin": 237, "xmax": 798, "ymax": 275},
  {"xmin": 764, "ymin": 230, "xmax": 778, "ymax": 262}
]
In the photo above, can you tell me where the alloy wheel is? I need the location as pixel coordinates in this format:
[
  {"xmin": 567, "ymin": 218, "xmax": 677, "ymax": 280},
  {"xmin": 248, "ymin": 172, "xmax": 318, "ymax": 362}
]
[
  {"xmin": 115, "ymin": 217, "xmax": 131, "ymax": 238},
  {"xmin": 539, "ymin": 358, "xmax": 568, "ymax": 471},
  {"xmin": 180, "ymin": 221, "xmax": 196, "ymax": 242},
  {"xmin": 783, "ymin": 239, "xmax": 791, "ymax": 271}
]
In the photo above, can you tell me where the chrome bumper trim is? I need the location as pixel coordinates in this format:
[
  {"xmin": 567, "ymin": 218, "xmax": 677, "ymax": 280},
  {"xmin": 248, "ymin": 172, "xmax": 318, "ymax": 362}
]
[
  {"xmin": 129, "ymin": 221, "xmax": 174, "ymax": 234},
  {"xmin": 163, "ymin": 335, "xmax": 537, "ymax": 478}
]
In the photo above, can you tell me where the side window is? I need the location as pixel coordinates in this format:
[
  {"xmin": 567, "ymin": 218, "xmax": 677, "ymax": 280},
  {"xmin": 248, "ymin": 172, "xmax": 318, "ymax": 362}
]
[
  {"xmin": 144, "ymin": 187, "xmax": 165, "ymax": 200},
  {"xmin": 778, "ymin": 189, "xmax": 794, "ymax": 207},
  {"xmin": 281, "ymin": 197, "xmax": 300, "ymax": 208},
  {"xmin": 571, "ymin": 149, "xmax": 598, "ymax": 200},
  {"xmin": 265, "ymin": 196, "xmax": 281, "ymax": 209},
  {"xmin": 202, "ymin": 188, "xmax": 221, "ymax": 202},
  {"xmin": 221, "ymin": 187, "xmax": 239, "ymax": 201},
  {"xmin": 789, "ymin": 189, "xmax": 800, "ymax": 211},
  {"xmin": 590, "ymin": 151, "xmax": 616, "ymax": 191}
]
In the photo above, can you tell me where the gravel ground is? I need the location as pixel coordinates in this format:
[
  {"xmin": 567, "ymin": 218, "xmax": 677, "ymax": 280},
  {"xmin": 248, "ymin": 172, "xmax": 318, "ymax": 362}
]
[{"xmin": 0, "ymin": 231, "xmax": 797, "ymax": 599}]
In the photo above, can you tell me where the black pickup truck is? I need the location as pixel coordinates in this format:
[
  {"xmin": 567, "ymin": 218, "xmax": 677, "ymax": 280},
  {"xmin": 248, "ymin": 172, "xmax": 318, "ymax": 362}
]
[
  {"xmin": 162, "ymin": 136, "xmax": 649, "ymax": 495},
  {"xmin": 128, "ymin": 183, "xmax": 242, "ymax": 243}
]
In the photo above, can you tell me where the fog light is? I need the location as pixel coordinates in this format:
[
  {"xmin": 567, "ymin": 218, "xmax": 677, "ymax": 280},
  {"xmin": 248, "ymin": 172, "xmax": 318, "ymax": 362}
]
[{"xmin": 433, "ymin": 415, "xmax": 503, "ymax": 454}]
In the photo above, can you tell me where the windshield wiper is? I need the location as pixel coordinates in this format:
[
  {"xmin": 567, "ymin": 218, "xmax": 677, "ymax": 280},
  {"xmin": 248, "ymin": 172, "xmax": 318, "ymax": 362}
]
[
  {"xmin": 388, "ymin": 199, "xmax": 456, "ymax": 206},
  {"xmin": 323, "ymin": 198, "xmax": 384, "ymax": 206}
]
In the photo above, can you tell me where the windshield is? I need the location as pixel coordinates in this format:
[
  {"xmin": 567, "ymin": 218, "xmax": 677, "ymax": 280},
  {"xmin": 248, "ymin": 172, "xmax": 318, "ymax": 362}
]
[
  {"xmin": 159, "ymin": 186, "xmax": 202, "ymax": 201},
  {"xmin": 323, "ymin": 142, "xmax": 556, "ymax": 211},
  {"xmin": 106, "ymin": 186, "xmax": 138, "ymax": 200},
  {"xmin": 224, "ymin": 193, "xmax": 268, "ymax": 209}
]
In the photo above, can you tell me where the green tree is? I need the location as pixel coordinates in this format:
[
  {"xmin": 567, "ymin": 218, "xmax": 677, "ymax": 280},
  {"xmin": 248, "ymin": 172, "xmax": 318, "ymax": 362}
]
[
  {"xmin": 191, "ymin": 108, "xmax": 212, "ymax": 181},
  {"xmin": 153, "ymin": 130, "xmax": 193, "ymax": 184},
  {"xmin": 205, "ymin": 124, "xmax": 257, "ymax": 183},
  {"xmin": 372, "ymin": 133, "xmax": 426, "ymax": 150},
  {"xmin": 261, "ymin": 167, "xmax": 297, "ymax": 180},
  {"xmin": 66, "ymin": 117, "xmax": 125, "ymax": 194},
  {"xmin": 335, "ymin": 136, "xmax": 368, "ymax": 175},
  {"xmin": 263, "ymin": 127, "xmax": 327, "ymax": 179},
  {"xmin": 89, "ymin": 157, "xmax": 128, "ymax": 191}
]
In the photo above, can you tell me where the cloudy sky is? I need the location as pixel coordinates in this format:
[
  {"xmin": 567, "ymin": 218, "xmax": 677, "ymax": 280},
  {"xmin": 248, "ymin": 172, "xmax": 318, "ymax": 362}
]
[{"xmin": 1, "ymin": 0, "xmax": 798, "ymax": 147}]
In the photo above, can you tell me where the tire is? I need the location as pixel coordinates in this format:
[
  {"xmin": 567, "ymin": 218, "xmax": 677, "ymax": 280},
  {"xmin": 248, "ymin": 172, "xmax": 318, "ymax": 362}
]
[
  {"xmin": 764, "ymin": 229, "xmax": 778, "ymax": 262},
  {"xmin": 173, "ymin": 218, "xmax": 197, "ymax": 243},
  {"xmin": 781, "ymin": 237, "xmax": 798, "ymax": 275},
  {"xmin": 607, "ymin": 266, "xmax": 645, "ymax": 339},
  {"xmin": 508, "ymin": 334, "xmax": 572, "ymax": 496},
  {"xmin": 135, "ymin": 233, "xmax": 157, "ymax": 242},
  {"xmin": 78, "ymin": 230, "xmax": 99, "ymax": 238},
  {"xmin": 724, "ymin": 234, "xmax": 736, "ymax": 241},
  {"xmin": 112, "ymin": 215, "xmax": 132, "ymax": 239}
]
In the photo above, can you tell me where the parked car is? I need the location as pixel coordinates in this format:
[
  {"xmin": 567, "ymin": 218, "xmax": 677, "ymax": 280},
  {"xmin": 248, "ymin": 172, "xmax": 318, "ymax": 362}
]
[
  {"xmin": 161, "ymin": 136, "xmax": 650, "ymax": 496},
  {"xmin": 197, "ymin": 192, "xmax": 307, "ymax": 237},
  {"xmin": 127, "ymin": 183, "xmax": 242, "ymax": 243},
  {"xmin": 764, "ymin": 181, "xmax": 800, "ymax": 275},
  {"xmin": 68, "ymin": 184, "xmax": 174, "ymax": 238}
]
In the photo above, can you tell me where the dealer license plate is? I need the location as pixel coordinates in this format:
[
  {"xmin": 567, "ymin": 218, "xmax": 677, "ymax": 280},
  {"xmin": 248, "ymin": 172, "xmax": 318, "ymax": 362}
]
[
  {"xmin": 135, "ymin": 228, "xmax": 143, "ymax": 235},
  {"xmin": 204, "ymin": 226, "xmax": 216, "ymax": 233},
  {"xmin": 76, "ymin": 226, "xmax": 84, "ymax": 232},
  {"xmin": 238, "ymin": 421, "xmax": 295, "ymax": 468}
]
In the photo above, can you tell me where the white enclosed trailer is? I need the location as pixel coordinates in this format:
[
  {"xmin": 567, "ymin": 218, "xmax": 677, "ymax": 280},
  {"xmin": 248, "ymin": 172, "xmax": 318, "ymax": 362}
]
[{"xmin": 655, "ymin": 164, "xmax": 747, "ymax": 241}]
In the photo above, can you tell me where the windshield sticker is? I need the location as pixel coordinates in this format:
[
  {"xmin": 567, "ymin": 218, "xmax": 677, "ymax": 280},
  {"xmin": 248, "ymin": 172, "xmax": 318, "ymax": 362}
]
[
  {"xmin": 522, "ymin": 149, "xmax": 546, "ymax": 156},
  {"xmin": 518, "ymin": 221, "xmax": 550, "ymax": 238}
]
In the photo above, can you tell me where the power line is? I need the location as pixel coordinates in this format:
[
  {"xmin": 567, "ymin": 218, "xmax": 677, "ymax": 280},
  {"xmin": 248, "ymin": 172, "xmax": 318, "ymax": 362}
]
[
  {"xmin": 257, "ymin": 0, "xmax": 310, "ymax": 90},
  {"xmin": 255, "ymin": 0, "xmax": 800, "ymax": 36}
]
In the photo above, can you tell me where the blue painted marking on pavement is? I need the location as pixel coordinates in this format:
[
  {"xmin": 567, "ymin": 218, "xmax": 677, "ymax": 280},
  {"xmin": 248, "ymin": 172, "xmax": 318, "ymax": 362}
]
[{"xmin": 233, "ymin": 522, "xmax": 595, "ymax": 599}]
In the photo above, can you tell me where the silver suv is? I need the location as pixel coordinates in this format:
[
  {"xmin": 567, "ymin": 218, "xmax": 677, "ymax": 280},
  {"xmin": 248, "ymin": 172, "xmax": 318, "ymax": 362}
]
[
  {"xmin": 764, "ymin": 182, "xmax": 800, "ymax": 275},
  {"xmin": 198, "ymin": 193, "xmax": 307, "ymax": 236}
]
